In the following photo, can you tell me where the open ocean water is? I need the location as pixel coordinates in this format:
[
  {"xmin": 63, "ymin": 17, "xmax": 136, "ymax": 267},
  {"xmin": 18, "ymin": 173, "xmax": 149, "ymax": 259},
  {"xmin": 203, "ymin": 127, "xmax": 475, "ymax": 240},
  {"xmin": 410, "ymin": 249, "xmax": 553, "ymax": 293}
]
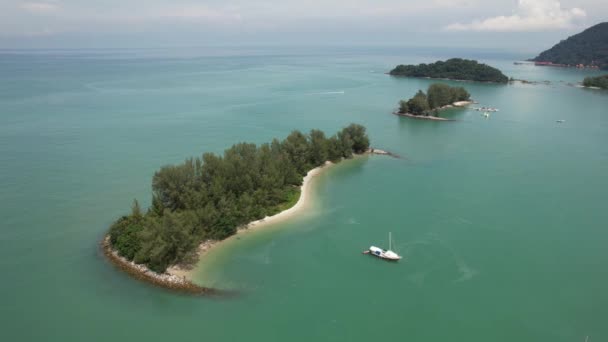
[{"xmin": 1, "ymin": 46, "xmax": 607, "ymax": 341}]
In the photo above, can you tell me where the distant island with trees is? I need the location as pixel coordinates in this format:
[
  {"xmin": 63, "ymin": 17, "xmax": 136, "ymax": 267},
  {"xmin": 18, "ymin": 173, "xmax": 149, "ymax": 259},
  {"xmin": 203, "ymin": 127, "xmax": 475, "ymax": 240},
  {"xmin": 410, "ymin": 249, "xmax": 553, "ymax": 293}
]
[
  {"xmin": 531, "ymin": 22, "xmax": 608, "ymax": 70},
  {"xmin": 104, "ymin": 124, "xmax": 373, "ymax": 293},
  {"xmin": 582, "ymin": 74, "xmax": 608, "ymax": 89},
  {"xmin": 389, "ymin": 58, "xmax": 509, "ymax": 83},
  {"xmin": 396, "ymin": 83, "xmax": 472, "ymax": 121}
]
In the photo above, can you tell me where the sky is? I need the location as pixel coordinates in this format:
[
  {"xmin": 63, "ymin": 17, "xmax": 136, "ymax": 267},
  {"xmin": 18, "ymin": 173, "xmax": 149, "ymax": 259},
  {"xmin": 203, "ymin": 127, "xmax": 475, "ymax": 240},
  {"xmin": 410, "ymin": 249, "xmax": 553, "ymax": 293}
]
[{"xmin": 0, "ymin": 0, "xmax": 606, "ymax": 50}]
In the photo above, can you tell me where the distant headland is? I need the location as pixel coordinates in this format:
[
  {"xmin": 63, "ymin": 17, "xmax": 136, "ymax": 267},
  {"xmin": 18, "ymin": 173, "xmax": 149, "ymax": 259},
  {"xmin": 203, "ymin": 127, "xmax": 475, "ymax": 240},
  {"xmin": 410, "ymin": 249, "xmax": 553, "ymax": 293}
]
[
  {"xmin": 530, "ymin": 22, "xmax": 608, "ymax": 70},
  {"xmin": 103, "ymin": 124, "xmax": 393, "ymax": 293},
  {"xmin": 389, "ymin": 58, "xmax": 509, "ymax": 83},
  {"xmin": 394, "ymin": 83, "xmax": 472, "ymax": 121}
]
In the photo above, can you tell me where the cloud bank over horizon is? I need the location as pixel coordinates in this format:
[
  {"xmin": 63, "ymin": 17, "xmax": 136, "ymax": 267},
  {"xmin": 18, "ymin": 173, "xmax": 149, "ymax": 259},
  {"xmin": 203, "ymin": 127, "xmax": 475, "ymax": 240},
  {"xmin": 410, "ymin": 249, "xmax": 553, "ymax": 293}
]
[
  {"xmin": 0, "ymin": 0, "xmax": 605, "ymax": 48},
  {"xmin": 446, "ymin": 0, "xmax": 587, "ymax": 32}
]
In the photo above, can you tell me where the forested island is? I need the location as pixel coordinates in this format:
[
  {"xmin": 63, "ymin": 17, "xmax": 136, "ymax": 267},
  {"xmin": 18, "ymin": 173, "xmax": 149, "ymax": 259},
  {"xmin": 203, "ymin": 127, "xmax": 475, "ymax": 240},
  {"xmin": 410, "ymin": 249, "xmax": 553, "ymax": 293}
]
[
  {"xmin": 106, "ymin": 124, "xmax": 371, "ymax": 282},
  {"xmin": 582, "ymin": 74, "xmax": 608, "ymax": 89},
  {"xmin": 389, "ymin": 58, "xmax": 509, "ymax": 83},
  {"xmin": 396, "ymin": 83, "xmax": 471, "ymax": 119},
  {"xmin": 531, "ymin": 22, "xmax": 608, "ymax": 70}
]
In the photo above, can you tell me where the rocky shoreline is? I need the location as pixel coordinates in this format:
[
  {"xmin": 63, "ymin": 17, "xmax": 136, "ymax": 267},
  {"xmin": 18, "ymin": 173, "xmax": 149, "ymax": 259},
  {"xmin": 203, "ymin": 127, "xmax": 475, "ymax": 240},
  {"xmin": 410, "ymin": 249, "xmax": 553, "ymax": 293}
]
[
  {"xmin": 166, "ymin": 239, "xmax": 220, "ymax": 280},
  {"xmin": 367, "ymin": 147, "xmax": 401, "ymax": 158},
  {"xmin": 102, "ymin": 236, "xmax": 221, "ymax": 296},
  {"xmin": 393, "ymin": 112, "xmax": 453, "ymax": 121}
]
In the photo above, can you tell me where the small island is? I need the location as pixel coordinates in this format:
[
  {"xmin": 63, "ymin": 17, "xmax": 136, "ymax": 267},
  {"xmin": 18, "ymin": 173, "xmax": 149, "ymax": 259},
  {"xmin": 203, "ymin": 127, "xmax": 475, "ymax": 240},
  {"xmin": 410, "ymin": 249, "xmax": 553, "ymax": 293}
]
[
  {"xmin": 104, "ymin": 124, "xmax": 374, "ymax": 293},
  {"xmin": 389, "ymin": 58, "xmax": 509, "ymax": 83},
  {"xmin": 531, "ymin": 22, "xmax": 608, "ymax": 70},
  {"xmin": 582, "ymin": 75, "xmax": 608, "ymax": 89},
  {"xmin": 395, "ymin": 83, "xmax": 472, "ymax": 120}
]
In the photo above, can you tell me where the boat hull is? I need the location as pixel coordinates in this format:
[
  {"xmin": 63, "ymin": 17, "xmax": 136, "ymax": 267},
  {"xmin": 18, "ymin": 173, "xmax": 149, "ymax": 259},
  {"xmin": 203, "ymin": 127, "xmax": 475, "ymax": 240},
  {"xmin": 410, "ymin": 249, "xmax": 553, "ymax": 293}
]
[
  {"xmin": 366, "ymin": 247, "xmax": 402, "ymax": 261},
  {"xmin": 372, "ymin": 254, "xmax": 401, "ymax": 261}
]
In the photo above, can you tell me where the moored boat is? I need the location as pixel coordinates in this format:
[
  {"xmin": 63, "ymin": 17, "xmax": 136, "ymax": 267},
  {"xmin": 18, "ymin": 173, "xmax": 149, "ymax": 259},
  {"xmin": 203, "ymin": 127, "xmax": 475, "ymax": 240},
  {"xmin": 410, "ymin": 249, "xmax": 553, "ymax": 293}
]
[{"xmin": 364, "ymin": 232, "xmax": 402, "ymax": 261}]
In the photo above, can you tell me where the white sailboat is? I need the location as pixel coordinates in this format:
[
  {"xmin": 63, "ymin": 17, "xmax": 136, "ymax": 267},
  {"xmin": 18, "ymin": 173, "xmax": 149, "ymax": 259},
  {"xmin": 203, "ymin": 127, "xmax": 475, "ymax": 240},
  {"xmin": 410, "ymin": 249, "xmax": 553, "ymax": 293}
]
[{"xmin": 364, "ymin": 232, "xmax": 402, "ymax": 261}]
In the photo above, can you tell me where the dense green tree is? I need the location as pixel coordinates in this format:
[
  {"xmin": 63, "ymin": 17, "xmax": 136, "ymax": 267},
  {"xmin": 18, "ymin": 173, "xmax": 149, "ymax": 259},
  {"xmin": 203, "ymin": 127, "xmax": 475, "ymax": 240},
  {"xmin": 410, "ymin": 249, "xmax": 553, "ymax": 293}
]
[
  {"xmin": 152, "ymin": 161, "xmax": 199, "ymax": 211},
  {"xmin": 282, "ymin": 130, "xmax": 311, "ymax": 175},
  {"xmin": 133, "ymin": 212, "xmax": 198, "ymax": 272},
  {"xmin": 398, "ymin": 100, "xmax": 409, "ymax": 114},
  {"xmin": 108, "ymin": 124, "xmax": 372, "ymax": 273},
  {"xmin": 583, "ymin": 74, "xmax": 608, "ymax": 89},
  {"xmin": 341, "ymin": 124, "xmax": 370, "ymax": 154},
  {"xmin": 337, "ymin": 130, "xmax": 354, "ymax": 158},
  {"xmin": 406, "ymin": 90, "xmax": 431, "ymax": 115},
  {"xmin": 131, "ymin": 199, "xmax": 143, "ymax": 220},
  {"xmin": 309, "ymin": 129, "xmax": 329, "ymax": 166},
  {"xmin": 450, "ymin": 86, "xmax": 471, "ymax": 102},
  {"xmin": 427, "ymin": 83, "xmax": 454, "ymax": 109},
  {"xmin": 108, "ymin": 201, "xmax": 145, "ymax": 260},
  {"xmin": 390, "ymin": 58, "xmax": 509, "ymax": 83},
  {"xmin": 399, "ymin": 83, "xmax": 471, "ymax": 116},
  {"xmin": 150, "ymin": 194, "xmax": 164, "ymax": 217},
  {"xmin": 327, "ymin": 135, "xmax": 344, "ymax": 162}
]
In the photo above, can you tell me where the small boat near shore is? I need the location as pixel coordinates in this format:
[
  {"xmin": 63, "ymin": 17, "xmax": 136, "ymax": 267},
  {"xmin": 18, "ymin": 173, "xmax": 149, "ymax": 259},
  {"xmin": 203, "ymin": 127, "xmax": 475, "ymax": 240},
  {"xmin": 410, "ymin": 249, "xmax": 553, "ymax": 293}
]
[
  {"xmin": 363, "ymin": 232, "xmax": 402, "ymax": 261},
  {"xmin": 474, "ymin": 106, "xmax": 499, "ymax": 112}
]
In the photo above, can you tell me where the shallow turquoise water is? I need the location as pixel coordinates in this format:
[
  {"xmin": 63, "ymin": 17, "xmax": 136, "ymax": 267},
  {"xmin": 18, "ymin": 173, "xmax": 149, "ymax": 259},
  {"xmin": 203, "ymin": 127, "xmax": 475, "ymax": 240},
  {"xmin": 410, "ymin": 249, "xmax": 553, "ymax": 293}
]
[{"xmin": 1, "ymin": 47, "xmax": 607, "ymax": 341}]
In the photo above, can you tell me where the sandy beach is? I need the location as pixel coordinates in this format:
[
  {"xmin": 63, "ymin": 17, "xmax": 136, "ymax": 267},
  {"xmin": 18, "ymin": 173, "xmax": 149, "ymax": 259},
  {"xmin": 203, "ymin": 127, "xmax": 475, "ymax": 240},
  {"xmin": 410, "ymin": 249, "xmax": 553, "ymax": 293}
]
[
  {"xmin": 248, "ymin": 161, "xmax": 330, "ymax": 229},
  {"xmin": 452, "ymin": 100, "xmax": 473, "ymax": 107},
  {"xmin": 167, "ymin": 160, "xmax": 335, "ymax": 280},
  {"xmin": 167, "ymin": 149, "xmax": 393, "ymax": 281}
]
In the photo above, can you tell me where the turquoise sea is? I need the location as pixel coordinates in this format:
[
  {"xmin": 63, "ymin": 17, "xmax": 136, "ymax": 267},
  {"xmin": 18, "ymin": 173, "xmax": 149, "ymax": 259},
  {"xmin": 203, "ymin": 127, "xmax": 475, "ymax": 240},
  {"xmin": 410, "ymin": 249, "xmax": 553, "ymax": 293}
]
[{"xmin": 1, "ymin": 46, "xmax": 607, "ymax": 341}]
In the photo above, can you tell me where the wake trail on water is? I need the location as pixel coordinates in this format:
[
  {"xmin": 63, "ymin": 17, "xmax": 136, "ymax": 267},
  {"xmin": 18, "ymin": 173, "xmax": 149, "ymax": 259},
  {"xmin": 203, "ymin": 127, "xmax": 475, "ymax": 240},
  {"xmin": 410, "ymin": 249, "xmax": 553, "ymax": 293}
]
[
  {"xmin": 308, "ymin": 90, "xmax": 345, "ymax": 95},
  {"xmin": 400, "ymin": 234, "xmax": 442, "ymax": 286},
  {"xmin": 346, "ymin": 217, "xmax": 360, "ymax": 225},
  {"xmin": 436, "ymin": 235, "xmax": 479, "ymax": 282},
  {"xmin": 398, "ymin": 232, "xmax": 479, "ymax": 283}
]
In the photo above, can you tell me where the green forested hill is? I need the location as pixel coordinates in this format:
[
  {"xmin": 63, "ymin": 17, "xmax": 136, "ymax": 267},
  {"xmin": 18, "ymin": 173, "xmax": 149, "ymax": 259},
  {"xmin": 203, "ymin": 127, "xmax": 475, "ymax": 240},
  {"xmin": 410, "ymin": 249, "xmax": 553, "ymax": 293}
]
[
  {"xmin": 531, "ymin": 22, "xmax": 608, "ymax": 69},
  {"xmin": 389, "ymin": 58, "xmax": 508, "ymax": 83}
]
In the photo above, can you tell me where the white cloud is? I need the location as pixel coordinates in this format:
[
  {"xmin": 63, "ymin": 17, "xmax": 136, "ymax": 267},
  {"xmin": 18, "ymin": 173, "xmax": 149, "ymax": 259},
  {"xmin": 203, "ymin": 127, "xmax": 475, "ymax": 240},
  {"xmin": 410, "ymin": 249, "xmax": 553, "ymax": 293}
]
[
  {"xmin": 161, "ymin": 5, "xmax": 242, "ymax": 22},
  {"xmin": 445, "ymin": 0, "xmax": 586, "ymax": 31},
  {"xmin": 20, "ymin": 1, "xmax": 58, "ymax": 13}
]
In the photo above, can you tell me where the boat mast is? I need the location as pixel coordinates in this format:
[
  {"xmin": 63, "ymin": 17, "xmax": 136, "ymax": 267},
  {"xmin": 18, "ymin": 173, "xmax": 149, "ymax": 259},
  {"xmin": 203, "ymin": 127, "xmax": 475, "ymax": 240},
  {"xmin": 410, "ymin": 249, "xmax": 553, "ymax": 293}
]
[{"xmin": 389, "ymin": 232, "xmax": 392, "ymax": 250}]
